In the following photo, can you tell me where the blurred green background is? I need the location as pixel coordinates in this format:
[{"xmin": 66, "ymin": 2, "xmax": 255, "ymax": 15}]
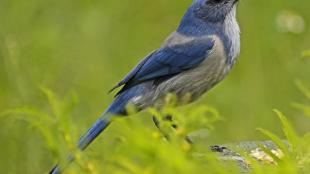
[{"xmin": 0, "ymin": 0, "xmax": 310, "ymax": 173}]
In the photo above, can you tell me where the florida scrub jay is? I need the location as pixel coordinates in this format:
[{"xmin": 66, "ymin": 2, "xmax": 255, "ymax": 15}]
[{"xmin": 50, "ymin": 0, "xmax": 240, "ymax": 173}]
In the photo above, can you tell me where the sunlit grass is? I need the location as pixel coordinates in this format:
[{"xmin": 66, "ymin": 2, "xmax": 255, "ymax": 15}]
[{"xmin": 1, "ymin": 81, "xmax": 310, "ymax": 173}]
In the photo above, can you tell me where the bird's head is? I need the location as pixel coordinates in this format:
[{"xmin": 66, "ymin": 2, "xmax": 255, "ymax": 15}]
[{"xmin": 192, "ymin": 0, "xmax": 239, "ymax": 23}]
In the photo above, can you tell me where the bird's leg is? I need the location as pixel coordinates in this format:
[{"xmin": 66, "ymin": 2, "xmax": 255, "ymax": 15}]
[
  {"xmin": 152, "ymin": 115, "xmax": 193, "ymax": 144},
  {"xmin": 152, "ymin": 116, "xmax": 170, "ymax": 141},
  {"xmin": 164, "ymin": 115, "xmax": 193, "ymax": 144}
]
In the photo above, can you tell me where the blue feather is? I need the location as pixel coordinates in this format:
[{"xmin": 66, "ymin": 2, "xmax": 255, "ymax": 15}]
[
  {"xmin": 50, "ymin": 85, "xmax": 146, "ymax": 174},
  {"xmin": 111, "ymin": 37, "xmax": 214, "ymax": 95}
]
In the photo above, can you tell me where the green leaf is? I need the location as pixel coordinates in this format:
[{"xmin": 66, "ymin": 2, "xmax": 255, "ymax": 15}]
[
  {"xmin": 291, "ymin": 102, "xmax": 310, "ymax": 118},
  {"xmin": 0, "ymin": 107, "xmax": 58, "ymax": 155},
  {"xmin": 258, "ymin": 144, "xmax": 282, "ymax": 163},
  {"xmin": 274, "ymin": 109, "xmax": 299, "ymax": 151},
  {"xmin": 257, "ymin": 128, "xmax": 290, "ymax": 158},
  {"xmin": 295, "ymin": 80, "xmax": 310, "ymax": 100},
  {"xmin": 0, "ymin": 107, "xmax": 54, "ymax": 124},
  {"xmin": 40, "ymin": 86, "xmax": 62, "ymax": 119}
]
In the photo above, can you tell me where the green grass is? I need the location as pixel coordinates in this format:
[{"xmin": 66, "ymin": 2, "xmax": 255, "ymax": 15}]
[
  {"xmin": 2, "ymin": 83, "xmax": 310, "ymax": 174},
  {"xmin": 1, "ymin": 0, "xmax": 310, "ymax": 173}
]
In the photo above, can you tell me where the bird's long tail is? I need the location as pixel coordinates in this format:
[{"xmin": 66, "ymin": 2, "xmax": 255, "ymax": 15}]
[
  {"xmin": 49, "ymin": 110, "xmax": 116, "ymax": 174},
  {"xmin": 49, "ymin": 115, "xmax": 111, "ymax": 174},
  {"xmin": 49, "ymin": 85, "xmax": 144, "ymax": 174}
]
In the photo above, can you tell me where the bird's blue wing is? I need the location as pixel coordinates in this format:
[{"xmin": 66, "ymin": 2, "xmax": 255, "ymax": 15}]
[{"xmin": 111, "ymin": 37, "xmax": 215, "ymax": 94}]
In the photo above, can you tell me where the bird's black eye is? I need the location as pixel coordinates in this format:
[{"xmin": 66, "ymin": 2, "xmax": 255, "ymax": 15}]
[{"xmin": 206, "ymin": 0, "xmax": 223, "ymax": 5}]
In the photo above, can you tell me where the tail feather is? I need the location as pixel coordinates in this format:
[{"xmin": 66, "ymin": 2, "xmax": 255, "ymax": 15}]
[
  {"xmin": 49, "ymin": 115, "xmax": 112, "ymax": 174},
  {"xmin": 49, "ymin": 84, "xmax": 145, "ymax": 174},
  {"xmin": 78, "ymin": 116, "xmax": 111, "ymax": 150},
  {"xmin": 49, "ymin": 166, "xmax": 59, "ymax": 174}
]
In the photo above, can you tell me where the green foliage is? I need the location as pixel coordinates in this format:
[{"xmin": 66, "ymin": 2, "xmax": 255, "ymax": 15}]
[
  {"xmin": 0, "ymin": 89, "xmax": 229, "ymax": 174},
  {"xmin": 0, "ymin": 87, "xmax": 80, "ymax": 170},
  {"xmin": 253, "ymin": 82, "xmax": 310, "ymax": 174},
  {"xmin": 1, "ymin": 86, "xmax": 310, "ymax": 174},
  {"xmin": 292, "ymin": 80, "xmax": 310, "ymax": 119}
]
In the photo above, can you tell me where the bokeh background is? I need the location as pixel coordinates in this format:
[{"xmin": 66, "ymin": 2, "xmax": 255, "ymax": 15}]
[{"xmin": 0, "ymin": 0, "xmax": 310, "ymax": 173}]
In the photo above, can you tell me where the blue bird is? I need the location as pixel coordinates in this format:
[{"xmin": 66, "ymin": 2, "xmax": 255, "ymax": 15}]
[{"xmin": 50, "ymin": 0, "xmax": 240, "ymax": 173}]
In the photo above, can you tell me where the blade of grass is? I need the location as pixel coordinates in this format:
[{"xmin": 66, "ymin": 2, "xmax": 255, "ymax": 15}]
[
  {"xmin": 257, "ymin": 128, "xmax": 290, "ymax": 159},
  {"xmin": 274, "ymin": 109, "xmax": 299, "ymax": 151}
]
